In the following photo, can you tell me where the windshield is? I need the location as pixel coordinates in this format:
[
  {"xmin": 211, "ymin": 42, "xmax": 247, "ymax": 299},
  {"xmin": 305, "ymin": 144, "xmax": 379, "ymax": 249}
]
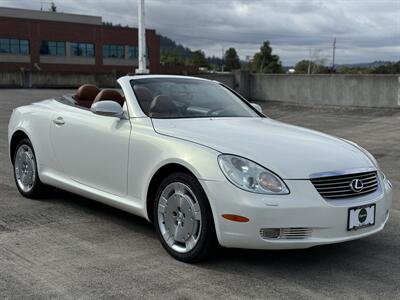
[{"xmin": 130, "ymin": 78, "xmax": 261, "ymax": 118}]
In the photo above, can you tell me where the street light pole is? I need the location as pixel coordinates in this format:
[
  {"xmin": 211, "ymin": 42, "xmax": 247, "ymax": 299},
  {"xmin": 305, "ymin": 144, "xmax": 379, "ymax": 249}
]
[
  {"xmin": 332, "ymin": 37, "xmax": 336, "ymax": 71},
  {"xmin": 136, "ymin": 0, "xmax": 149, "ymax": 74}
]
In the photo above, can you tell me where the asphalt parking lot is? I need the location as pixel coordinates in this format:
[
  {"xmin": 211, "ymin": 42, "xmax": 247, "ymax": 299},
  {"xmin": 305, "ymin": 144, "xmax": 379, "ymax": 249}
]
[{"xmin": 0, "ymin": 89, "xmax": 399, "ymax": 299}]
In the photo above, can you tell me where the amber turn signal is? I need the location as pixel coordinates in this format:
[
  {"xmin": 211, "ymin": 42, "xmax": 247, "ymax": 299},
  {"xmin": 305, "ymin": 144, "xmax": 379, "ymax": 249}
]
[{"xmin": 222, "ymin": 214, "xmax": 249, "ymax": 222}]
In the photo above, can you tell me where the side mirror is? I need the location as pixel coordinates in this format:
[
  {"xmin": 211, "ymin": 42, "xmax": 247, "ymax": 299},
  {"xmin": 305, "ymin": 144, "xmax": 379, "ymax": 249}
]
[
  {"xmin": 251, "ymin": 103, "xmax": 263, "ymax": 113},
  {"xmin": 91, "ymin": 100, "xmax": 124, "ymax": 117}
]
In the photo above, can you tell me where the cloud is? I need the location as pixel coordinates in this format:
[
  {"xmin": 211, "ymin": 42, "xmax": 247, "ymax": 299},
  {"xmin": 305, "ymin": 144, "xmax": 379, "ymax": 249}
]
[{"xmin": 1, "ymin": 0, "xmax": 399, "ymax": 65}]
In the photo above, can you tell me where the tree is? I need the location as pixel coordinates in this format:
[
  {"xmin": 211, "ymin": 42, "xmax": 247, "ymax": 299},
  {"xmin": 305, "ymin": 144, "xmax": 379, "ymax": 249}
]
[
  {"xmin": 224, "ymin": 48, "xmax": 241, "ymax": 71},
  {"xmin": 49, "ymin": 2, "xmax": 57, "ymax": 12},
  {"xmin": 370, "ymin": 61, "xmax": 400, "ymax": 74},
  {"xmin": 338, "ymin": 66, "xmax": 371, "ymax": 74},
  {"xmin": 295, "ymin": 60, "xmax": 313, "ymax": 74},
  {"xmin": 190, "ymin": 50, "xmax": 209, "ymax": 68},
  {"xmin": 294, "ymin": 59, "xmax": 329, "ymax": 74},
  {"xmin": 160, "ymin": 50, "xmax": 185, "ymax": 66},
  {"xmin": 250, "ymin": 41, "xmax": 283, "ymax": 73}
]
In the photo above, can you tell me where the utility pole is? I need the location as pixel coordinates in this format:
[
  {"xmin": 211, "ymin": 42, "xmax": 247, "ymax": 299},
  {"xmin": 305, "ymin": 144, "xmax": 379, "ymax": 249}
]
[
  {"xmin": 136, "ymin": 0, "xmax": 149, "ymax": 74},
  {"xmin": 332, "ymin": 37, "xmax": 336, "ymax": 71},
  {"xmin": 307, "ymin": 48, "xmax": 311, "ymax": 75},
  {"xmin": 221, "ymin": 47, "xmax": 224, "ymax": 72}
]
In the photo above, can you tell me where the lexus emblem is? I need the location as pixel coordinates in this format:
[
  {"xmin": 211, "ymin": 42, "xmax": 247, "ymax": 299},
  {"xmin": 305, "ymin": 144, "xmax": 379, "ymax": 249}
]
[{"xmin": 350, "ymin": 179, "xmax": 364, "ymax": 192}]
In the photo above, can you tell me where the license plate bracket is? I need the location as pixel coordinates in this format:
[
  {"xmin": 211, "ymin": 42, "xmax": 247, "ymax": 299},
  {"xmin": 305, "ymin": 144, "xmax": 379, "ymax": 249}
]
[{"xmin": 347, "ymin": 204, "xmax": 376, "ymax": 231}]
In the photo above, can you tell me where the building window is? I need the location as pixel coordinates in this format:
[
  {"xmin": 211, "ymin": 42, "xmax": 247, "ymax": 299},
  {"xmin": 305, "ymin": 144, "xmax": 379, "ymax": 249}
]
[
  {"xmin": 127, "ymin": 46, "xmax": 138, "ymax": 59},
  {"xmin": 0, "ymin": 38, "xmax": 29, "ymax": 55},
  {"xmin": 127, "ymin": 46, "xmax": 148, "ymax": 59},
  {"xmin": 40, "ymin": 41, "xmax": 65, "ymax": 56},
  {"xmin": 70, "ymin": 42, "xmax": 95, "ymax": 57},
  {"xmin": 103, "ymin": 44, "xmax": 124, "ymax": 58}
]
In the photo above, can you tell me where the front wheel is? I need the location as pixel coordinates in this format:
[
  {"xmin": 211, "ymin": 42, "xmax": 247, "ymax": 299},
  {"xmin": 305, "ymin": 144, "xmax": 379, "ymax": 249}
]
[{"xmin": 153, "ymin": 172, "xmax": 217, "ymax": 263}]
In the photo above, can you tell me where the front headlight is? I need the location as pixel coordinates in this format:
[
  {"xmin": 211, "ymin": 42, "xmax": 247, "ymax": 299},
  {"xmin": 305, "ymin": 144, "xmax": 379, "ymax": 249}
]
[
  {"xmin": 379, "ymin": 170, "xmax": 386, "ymax": 181},
  {"xmin": 217, "ymin": 154, "xmax": 289, "ymax": 194}
]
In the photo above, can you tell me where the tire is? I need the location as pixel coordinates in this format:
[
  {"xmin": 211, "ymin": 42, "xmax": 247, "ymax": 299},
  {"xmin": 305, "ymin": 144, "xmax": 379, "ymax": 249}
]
[
  {"xmin": 153, "ymin": 171, "xmax": 217, "ymax": 263},
  {"xmin": 13, "ymin": 138, "xmax": 48, "ymax": 199}
]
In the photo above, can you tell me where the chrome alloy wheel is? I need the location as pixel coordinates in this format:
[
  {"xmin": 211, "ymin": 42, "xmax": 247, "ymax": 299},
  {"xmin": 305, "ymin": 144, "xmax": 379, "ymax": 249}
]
[
  {"xmin": 157, "ymin": 182, "xmax": 202, "ymax": 253},
  {"xmin": 14, "ymin": 144, "xmax": 37, "ymax": 193}
]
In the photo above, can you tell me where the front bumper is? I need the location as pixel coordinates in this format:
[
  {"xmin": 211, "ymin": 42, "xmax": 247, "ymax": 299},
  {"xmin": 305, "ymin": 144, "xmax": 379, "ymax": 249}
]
[{"xmin": 200, "ymin": 177, "xmax": 392, "ymax": 250}]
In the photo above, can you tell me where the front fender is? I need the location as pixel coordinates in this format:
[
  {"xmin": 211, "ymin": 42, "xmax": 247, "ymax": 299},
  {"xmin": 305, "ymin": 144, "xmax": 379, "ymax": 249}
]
[{"xmin": 127, "ymin": 118, "xmax": 225, "ymax": 218}]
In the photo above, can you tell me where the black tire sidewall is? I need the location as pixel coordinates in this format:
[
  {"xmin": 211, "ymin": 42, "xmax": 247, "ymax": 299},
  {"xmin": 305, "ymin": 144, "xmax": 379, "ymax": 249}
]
[{"xmin": 153, "ymin": 172, "xmax": 216, "ymax": 263}]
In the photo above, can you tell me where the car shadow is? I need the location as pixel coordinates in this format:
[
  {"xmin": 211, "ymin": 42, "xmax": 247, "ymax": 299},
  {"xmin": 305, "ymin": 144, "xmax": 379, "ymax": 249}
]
[
  {"xmin": 46, "ymin": 188, "xmax": 156, "ymax": 238},
  {"xmin": 40, "ymin": 188, "xmax": 390, "ymax": 276}
]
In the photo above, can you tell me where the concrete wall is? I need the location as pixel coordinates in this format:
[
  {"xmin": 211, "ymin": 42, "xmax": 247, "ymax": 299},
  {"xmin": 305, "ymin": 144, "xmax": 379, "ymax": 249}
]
[
  {"xmin": 250, "ymin": 74, "xmax": 400, "ymax": 108},
  {"xmin": 196, "ymin": 73, "xmax": 235, "ymax": 89},
  {"xmin": 31, "ymin": 72, "xmax": 116, "ymax": 88},
  {"xmin": 0, "ymin": 71, "xmax": 117, "ymax": 88},
  {"xmin": 0, "ymin": 71, "xmax": 23, "ymax": 87},
  {"xmin": 1, "ymin": 70, "xmax": 399, "ymax": 109},
  {"xmin": 0, "ymin": 7, "xmax": 102, "ymax": 25}
]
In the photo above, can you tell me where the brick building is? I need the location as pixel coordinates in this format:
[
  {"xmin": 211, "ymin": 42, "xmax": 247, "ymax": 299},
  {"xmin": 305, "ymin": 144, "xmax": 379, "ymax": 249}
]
[{"xmin": 0, "ymin": 7, "xmax": 160, "ymax": 75}]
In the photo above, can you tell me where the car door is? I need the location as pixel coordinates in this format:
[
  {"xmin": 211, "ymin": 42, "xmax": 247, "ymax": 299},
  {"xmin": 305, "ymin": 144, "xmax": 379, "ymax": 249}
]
[{"xmin": 50, "ymin": 102, "xmax": 131, "ymax": 197}]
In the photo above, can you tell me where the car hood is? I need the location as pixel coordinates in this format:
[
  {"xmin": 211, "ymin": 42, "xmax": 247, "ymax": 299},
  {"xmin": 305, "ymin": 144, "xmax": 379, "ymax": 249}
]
[{"xmin": 152, "ymin": 117, "xmax": 374, "ymax": 179}]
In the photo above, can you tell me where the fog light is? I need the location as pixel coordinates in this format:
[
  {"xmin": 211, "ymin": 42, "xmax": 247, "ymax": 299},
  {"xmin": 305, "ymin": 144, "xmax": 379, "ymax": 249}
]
[{"xmin": 260, "ymin": 228, "xmax": 280, "ymax": 239}]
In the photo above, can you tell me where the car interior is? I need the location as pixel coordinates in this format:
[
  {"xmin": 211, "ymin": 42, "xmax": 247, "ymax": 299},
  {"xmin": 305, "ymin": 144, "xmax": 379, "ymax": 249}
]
[
  {"xmin": 69, "ymin": 83, "xmax": 188, "ymax": 117},
  {"xmin": 72, "ymin": 84, "xmax": 125, "ymax": 109},
  {"xmin": 61, "ymin": 81, "xmax": 258, "ymax": 119},
  {"xmin": 131, "ymin": 81, "xmax": 258, "ymax": 119},
  {"xmin": 133, "ymin": 85, "xmax": 180, "ymax": 117}
]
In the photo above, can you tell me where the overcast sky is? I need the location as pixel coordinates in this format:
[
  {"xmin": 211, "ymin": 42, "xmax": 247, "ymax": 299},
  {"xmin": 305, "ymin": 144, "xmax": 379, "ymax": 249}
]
[{"xmin": 1, "ymin": 0, "xmax": 399, "ymax": 65}]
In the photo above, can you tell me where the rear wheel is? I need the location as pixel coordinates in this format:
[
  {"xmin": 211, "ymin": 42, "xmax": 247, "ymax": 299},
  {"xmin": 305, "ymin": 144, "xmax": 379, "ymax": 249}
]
[
  {"xmin": 13, "ymin": 138, "xmax": 47, "ymax": 198},
  {"xmin": 153, "ymin": 172, "xmax": 217, "ymax": 263}
]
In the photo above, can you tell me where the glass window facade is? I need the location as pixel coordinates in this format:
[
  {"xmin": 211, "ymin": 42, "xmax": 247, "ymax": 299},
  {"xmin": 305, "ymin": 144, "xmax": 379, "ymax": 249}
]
[
  {"xmin": 103, "ymin": 44, "xmax": 124, "ymax": 58},
  {"xmin": 70, "ymin": 42, "xmax": 95, "ymax": 57},
  {"xmin": 0, "ymin": 38, "xmax": 29, "ymax": 54},
  {"xmin": 40, "ymin": 41, "xmax": 65, "ymax": 56},
  {"xmin": 128, "ymin": 46, "xmax": 149, "ymax": 60},
  {"xmin": 127, "ymin": 46, "xmax": 138, "ymax": 59}
]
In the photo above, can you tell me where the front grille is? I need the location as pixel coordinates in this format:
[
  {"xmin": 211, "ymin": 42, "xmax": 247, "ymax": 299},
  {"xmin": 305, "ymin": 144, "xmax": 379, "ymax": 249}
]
[{"xmin": 311, "ymin": 171, "xmax": 378, "ymax": 199}]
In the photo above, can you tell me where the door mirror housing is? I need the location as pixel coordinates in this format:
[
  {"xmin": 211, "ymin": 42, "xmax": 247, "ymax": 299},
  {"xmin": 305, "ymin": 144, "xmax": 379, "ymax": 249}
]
[
  {"xmin": 251, "ymin": 103, "xmax": 263, "ymax": 113},
  {"xmin": 91, "ymin": 101, "xmax": 124, "ymax": 117}
]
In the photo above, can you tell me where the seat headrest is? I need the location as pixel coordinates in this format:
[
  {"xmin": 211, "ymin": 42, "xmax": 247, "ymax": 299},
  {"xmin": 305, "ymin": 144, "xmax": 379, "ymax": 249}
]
[
  {"xmin": 74, "ymin": 84, "xmax": 100, "ymax": 101},
  {"xmin": 149, "ymin": 95, "xmax": 179, "ymax": 117},
  {"xmin": 134, "ymin": 86, "xmax": 153, "ymax": 115},
  {"xmin": 93, "ymin": 89, "xmax": 125, "ymax": 107}
]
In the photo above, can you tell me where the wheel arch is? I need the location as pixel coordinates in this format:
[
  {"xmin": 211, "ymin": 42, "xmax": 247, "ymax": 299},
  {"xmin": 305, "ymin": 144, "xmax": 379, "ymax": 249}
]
[
  {"xmin": 146, "ymin": 163, "xmax": 195, "ymax": 222},
  {"xmin": 146, "ymin": 163, "xmax": 210, "ymax": 223},
  {"xmin": 9, "ymin": 129, "xmax": 31, "ymax": 164}
]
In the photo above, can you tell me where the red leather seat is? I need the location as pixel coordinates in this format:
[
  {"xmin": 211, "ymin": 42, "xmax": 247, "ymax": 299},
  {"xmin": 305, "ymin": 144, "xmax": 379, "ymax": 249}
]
[
  {"xmin": 73, "ymin": 84, "xmax": 100, "ymax": 108},
  {"xmin": 149, "ymin": 95, "xmax": 179, "ymax": 118},
  {"xmin": 92, "ymin": 89, "xmax": 125, "ymax": 107},
  {"xmin": 134, "ymin": 86, "xmax": 153, "ymax": 115}
]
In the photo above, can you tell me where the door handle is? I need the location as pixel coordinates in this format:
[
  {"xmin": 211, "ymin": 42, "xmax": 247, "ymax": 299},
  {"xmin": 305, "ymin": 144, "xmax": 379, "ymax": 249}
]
[{"xmin": 53, "ymin": 117, "xmax": 65, "ymax": 126}]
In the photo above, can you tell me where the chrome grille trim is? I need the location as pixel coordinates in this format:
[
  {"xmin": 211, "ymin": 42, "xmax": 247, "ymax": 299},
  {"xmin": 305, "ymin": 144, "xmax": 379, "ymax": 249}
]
[
  {"xmin": 259, "ymin": 227, "xmax": 312, "ymax": 240},
  {"xmin": 280, "ymin": 228, "xmax": 312, "ymax": 239},
  {"xmin": 311, "ymin": 171, "xmax": 378, "ymax": 199},
  {"xmin": 309, "ymin": 167, "xmax": 377, "ymax": 179}
]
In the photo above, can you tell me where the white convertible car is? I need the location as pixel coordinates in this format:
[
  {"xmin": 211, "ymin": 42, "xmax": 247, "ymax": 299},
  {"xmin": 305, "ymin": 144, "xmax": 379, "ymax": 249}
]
[{"xmin": 8, "ymin": 75, "xmax": 392, "ymax": 262}]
